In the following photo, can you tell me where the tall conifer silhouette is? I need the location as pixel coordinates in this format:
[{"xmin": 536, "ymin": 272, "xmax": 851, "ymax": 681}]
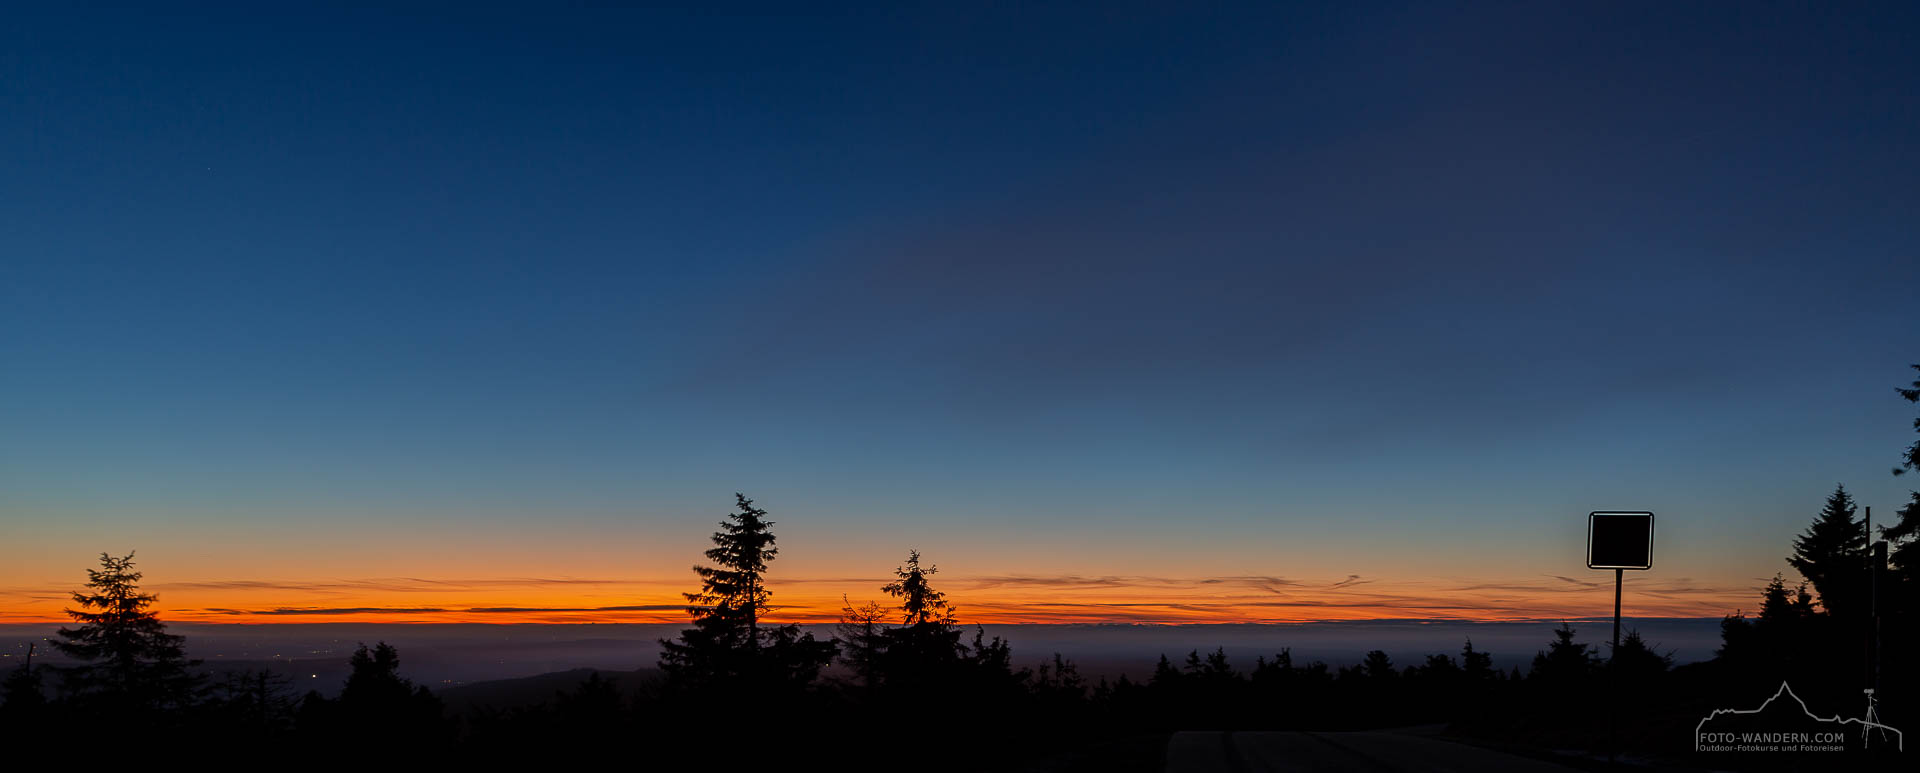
[
  {"xmin": 1788, "ymin": 484, "xmax": 1866, "ymax": 617},
  {"xmin": 1885, "ymin": 365, "xmax": 1920, "ymax": 594},
  {"xmin": 835, "ymin": 595, "xmax": 890, "ymax": 693},
  {"xmin": 658, "ymin": 494, "xmax": 834, "ymax": 692},
  {"xmin": 882, "ymin": 549, "xmax": 956, "ymax": 627},
  {"xmin": 51, "ymin": 552, "xmax": 199, "ymax": 712},
  {"xmin": 1895, "ymin": 363, "xmax": 1920, "ymax": 476}
]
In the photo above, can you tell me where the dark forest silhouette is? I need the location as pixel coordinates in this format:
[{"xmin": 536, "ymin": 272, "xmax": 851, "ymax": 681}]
[{"xmin": 5, "ymin": 363, "xmax": 1920, "ymax": 768}]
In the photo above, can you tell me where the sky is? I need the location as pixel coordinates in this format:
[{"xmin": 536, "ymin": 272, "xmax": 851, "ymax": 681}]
[{"xmin": 2, "ymin": 2, "xmax": 1916, "ymax": 626}]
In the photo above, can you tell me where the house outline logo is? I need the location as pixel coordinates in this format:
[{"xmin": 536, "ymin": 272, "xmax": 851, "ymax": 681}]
[{"xmin": 1694, "ymin": 681, "xmax": 1903, "ymax": 752}]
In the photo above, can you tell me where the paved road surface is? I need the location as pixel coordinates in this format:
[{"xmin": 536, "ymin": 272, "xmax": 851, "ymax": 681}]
[{"xmin": 1166, "ymin": 731, "xmax": 1580, "ymax": 772}]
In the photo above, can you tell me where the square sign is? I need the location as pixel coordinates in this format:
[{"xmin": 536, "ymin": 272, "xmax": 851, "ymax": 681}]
[{"xmin": 1588, "ymin": 511, "xmax": 1654, "ymax": 570}]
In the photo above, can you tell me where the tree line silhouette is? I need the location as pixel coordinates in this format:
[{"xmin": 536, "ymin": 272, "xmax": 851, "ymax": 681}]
[{"xmin": 3, "ymin": 364, "xmax": 1918, "ymax": 766}]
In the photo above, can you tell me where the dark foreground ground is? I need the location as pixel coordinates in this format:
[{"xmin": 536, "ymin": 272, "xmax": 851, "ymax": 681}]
[{"xmin": 1168, "ymin": 729, "xmax": 1582, "ymax": 772}]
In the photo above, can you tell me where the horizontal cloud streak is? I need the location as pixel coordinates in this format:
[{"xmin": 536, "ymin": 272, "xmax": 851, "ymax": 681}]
[
  {"xmin": 156, "ymin": 577, "xmax": 675, "ymax": 593},
  {"xmin": 235, "ymin": 607, "xmax": 450, "ymax": 616},
  {"xmin": 196, "ymin": 604, "xmax": 693, "ymax": 616},
  {"xmin": 462, "ymin": 605, "xmax": 687, "ymax": 613}
]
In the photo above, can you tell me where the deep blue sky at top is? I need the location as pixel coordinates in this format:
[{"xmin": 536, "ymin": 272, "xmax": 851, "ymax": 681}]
[{"xmin": 3, "ymin": 3, "xmax": 1916, "ymax": 579}]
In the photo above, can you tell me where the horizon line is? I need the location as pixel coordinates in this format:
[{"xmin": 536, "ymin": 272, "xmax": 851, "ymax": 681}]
[{"xmin": 0, "ymin": 614, "xmax": 1731, "ymax": 627}]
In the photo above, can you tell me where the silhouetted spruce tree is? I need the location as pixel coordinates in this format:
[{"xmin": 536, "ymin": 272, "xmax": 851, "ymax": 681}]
[
  {"xmin": 1031, "ymin": 652, "xmax": 1086, "ymax": 704},
  {"xmin": 1529, "ymin": 623, "xmax": 1597, "ymax": 683},
  {"xmin": 1886, "ymin": 492, "xmax": 1920, "ymax": 603},
  {"xmin": 1881, "ymin": 365, "xmax": 1920, "ymax": 723},
  {"xmin": 875, "ymin": 550, "xmax": 965, "ymax": 690},
  {"xmin": 657, "ymin": 494, "xmax": 835, "ymax": 694},
  {"xmin": 1182, "ymin": 649, "xmax": 1204, "ymax": 676},
  {"xmin": 1252, "ymin": 649, "xmax": 1293, "ymax": 682},
  {"xmin": 958, "ymin": 626, "xmax": 1027, "ymax": 697},
  {"xmin": 1522, "ymin": 624, "xmax": 1601, "ymax": 738},
  {"xmin": 1182, "ymin": 647, "xmax": 1234, "ymax": 684},
  {"xmin": 341, "ymin": 642, "xmax": 409, "ymax": 704},
  {"xmin": 51, "ymin": 552, "xmax": 200, "ymax": 714},
  {"xmin": 1717, "ymin": 573, "xmax": 1818, "ymax": 678},
  {"xmin": 209, "ymin": 668, "xmax": 295, "ymax": 732},
  {"xmin": 1886, "ymin": 366, "xmax": 1920, "ymax": 603},
  {"xmin": 334, "ymin": 641, "xmax": 443, "ymax": 741},
  {"xmin": 1608, "ymin": 629, "xmax": 1672, "ymax": 682},
  {"xmin": 1895, "ymin": 363, "xmax": 1920, "ymax": 477},
  {"xmin": 1716, "ymin": 611, "xmax": 1757, "ymax": 665},
  {"xmin": 883, "ymin": 549, "xmax": 956, "ymax": 627},
  {"xmin": 1173, "ymin": 645, "xmax": 1239, "ymax": 724},
  {"xmin": 1757, "ymin": 572, "xmax": 1817, "ymax": 625},
  {"xmin": 1460, "ymin": 639, "xmax": 1494, "ymax": 680},
  {"xmin": 1361, "ymin": 650, "xmax": 1395, "ymax": 680},
  {"xmin": 1788, "ymin": 484, "xmax": 1867, "ymax": 618},
  {"xmin": 1402, "ymin": 653, "xmax": 1461, "ymax": 724},
  {"xmin": 1418, "ymin": 653, "xmax": 1460, "ymax": 677},
  {"xmin": 1451, "ymin": 639, "xmax": 1498, "ymax": 728},
  {"xmin": 1762, "ymin": 573, "xmax": 1818, "ymax": 655},
  {"xmin": 1251, "ymin": 648, "xmax": 1298, "ymax": 700},
  {"xmin": 833, "ymin": 595, "xmax": 890, "ymax": 693},
  {"xmin": 1150, "ymin": 654, "xmax": 1180, "ymax": 688}
]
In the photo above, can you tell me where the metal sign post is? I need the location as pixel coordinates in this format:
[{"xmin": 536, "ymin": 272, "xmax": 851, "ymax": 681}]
[
  {"xmin": 1613, "ymin": 566, "xmax": 1622, "ymax": 662},
  {"xmin": 1588, "ymin": 511, "xmax": 1655, "ymax": 644},
  {"xmin": 1588, "ymin": 511, "xmax": 1654, "ymax": 764}
]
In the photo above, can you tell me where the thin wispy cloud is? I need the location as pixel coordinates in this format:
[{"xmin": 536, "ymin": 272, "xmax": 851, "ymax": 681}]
[
  {"xmin": 1224, "ymin": 576, "xmax": 1302, "ymax": 594},
  {"xmin": 462, "ymin": 605, "xmax": 687, "ymax": 613},
  {"xmin": 156, "ymin": 577, "xmax": 675, "ymax": 593},
  {"xmin": 196, "ymin": 604, "xmax": 693, "ymax": 616},
  {"xmin": 238, "ymin": 607, "xmax": 452, "ymax": 616},
  {"xmin": 960, "ymin": 575, "xmax": 1206, "ymax": 590}
]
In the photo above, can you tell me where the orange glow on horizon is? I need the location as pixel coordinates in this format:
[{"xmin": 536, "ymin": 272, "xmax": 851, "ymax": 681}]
[{"xmin": 0, "ymin": 571, "xmax": 1752, "ymax": 626}]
